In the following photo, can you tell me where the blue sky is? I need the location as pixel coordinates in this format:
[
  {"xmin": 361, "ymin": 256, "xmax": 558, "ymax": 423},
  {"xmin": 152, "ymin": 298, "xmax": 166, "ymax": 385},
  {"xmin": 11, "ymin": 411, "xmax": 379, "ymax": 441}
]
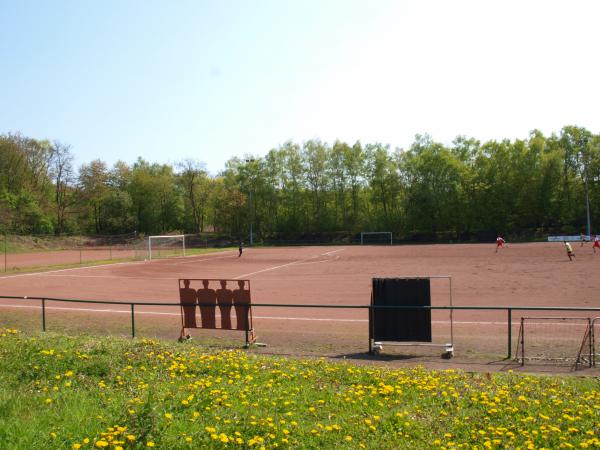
[{"xmin": 1, "ymin": 0, "xmax": 599, "ymax": 174}]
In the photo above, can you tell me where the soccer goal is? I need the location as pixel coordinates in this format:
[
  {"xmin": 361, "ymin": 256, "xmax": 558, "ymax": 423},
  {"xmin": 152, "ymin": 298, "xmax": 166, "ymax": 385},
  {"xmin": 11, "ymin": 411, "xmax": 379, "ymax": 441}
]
[
  {"xmin": 361, "ymin": 232, "xmax": 393, "ymax": 245},
  {"xmin": 515, "ymin": 317, "xmax": 593, "ymax": 369},
  {"xmin": 136, "ymin": 235, "xmax": 186, "ymax": 260},
  {"xmin": 369, "ymin": 276, "xmax": 454, "ymax": 359}
]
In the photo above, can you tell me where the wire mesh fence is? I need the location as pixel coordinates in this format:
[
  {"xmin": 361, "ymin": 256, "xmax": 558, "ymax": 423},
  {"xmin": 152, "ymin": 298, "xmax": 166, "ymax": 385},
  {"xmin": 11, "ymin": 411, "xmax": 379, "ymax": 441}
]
[
  {"xmin": 1, "ymin": 232, "xmax": 139, "ymax": 272},
  {"xmin": 1, "ymin": 295, "xmax": 599, "ymax": 370}
]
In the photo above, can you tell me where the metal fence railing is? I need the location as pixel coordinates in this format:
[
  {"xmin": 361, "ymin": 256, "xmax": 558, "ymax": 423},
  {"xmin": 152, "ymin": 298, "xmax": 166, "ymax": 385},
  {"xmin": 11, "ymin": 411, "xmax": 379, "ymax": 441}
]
[{"xmin": 1, "ymin": 295, "xmax": 600, "ymax": 364}]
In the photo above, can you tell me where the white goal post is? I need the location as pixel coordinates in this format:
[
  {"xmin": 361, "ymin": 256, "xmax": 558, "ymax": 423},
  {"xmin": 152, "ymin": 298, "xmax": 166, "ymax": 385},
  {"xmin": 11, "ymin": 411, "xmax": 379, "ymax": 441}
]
[
  {"xmin": 147, "ymin": 235, "xmax": 186, "ymax": 260},
  {"xmin": 361, "ymin": 232, "xmax": 393, "ymax": 245}
]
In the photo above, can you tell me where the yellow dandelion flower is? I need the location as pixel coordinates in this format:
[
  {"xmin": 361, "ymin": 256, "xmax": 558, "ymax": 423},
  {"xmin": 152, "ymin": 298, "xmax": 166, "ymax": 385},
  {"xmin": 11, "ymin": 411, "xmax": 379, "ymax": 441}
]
[{"xmin": 146, "ymin": 442, "xmax": 155, "ymax": 448}]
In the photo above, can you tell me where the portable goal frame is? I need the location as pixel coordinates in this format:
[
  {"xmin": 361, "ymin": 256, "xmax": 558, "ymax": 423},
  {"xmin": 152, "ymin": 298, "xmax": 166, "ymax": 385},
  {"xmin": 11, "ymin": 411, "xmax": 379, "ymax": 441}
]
[
  {"xmin": 369, "ymin": 275, "xmax": 454, "ymax": 358},
  {"xmin": 515, "ymin": 317, "xmax": 593, "ymax": 369}
]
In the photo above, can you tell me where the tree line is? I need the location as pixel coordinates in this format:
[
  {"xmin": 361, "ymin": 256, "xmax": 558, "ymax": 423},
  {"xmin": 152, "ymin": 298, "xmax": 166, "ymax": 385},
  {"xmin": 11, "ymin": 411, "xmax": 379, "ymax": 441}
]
[{"xmin": 1, "ymin": 126, "xmax": 599, "ymax": 241}]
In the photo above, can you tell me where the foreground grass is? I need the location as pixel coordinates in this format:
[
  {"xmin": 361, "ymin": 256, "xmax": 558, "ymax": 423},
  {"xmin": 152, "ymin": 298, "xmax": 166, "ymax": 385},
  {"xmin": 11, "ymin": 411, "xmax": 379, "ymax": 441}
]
[{"xmin": 0, "ymin": 329, "xmax": 597, "ymax": 449}]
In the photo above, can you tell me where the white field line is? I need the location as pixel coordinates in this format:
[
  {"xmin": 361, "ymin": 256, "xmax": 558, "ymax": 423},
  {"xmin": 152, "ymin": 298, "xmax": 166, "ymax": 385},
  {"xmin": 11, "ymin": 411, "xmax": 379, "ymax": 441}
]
[
  {"xmin": 166, "ymin": 252, "xmax": 237, "ymax": 266},
  {"xmin": 0, "ymin": 304, "xmax": 568, "ymax": 326},
  {"xmin": 43, "ymin": 254, "xmax": 239, "ymax": 280},
  {"xmin": 294, "ymin": 255, "xmax": 341, "ymax": 266},
  {"xmin": 39, "ymin": 275, "xmax": 177, "ymax": 280},
  {"xmin": 0, "ymin": 259, "xmax": 148, "ymax": 280},
  {"xmin": 234, "ymin": 249, "xmax": 345, "ymax": 279},
  {"xmin": 9, "ymin": 250, "xmax": 339, "ymax": 280},
  {"xmin": 0, "ymin": 251, "xmax": 236, "ymax": 281}
]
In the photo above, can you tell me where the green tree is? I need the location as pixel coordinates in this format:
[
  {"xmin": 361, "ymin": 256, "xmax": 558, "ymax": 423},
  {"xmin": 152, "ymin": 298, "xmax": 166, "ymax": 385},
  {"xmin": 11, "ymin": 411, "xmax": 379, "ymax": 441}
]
[
  {"xmin": 49, "ymin": 141, "xmax": 77, "ymax": 234},
  {"xmin": 366, "ymin": 143, "xmax": 401, "ymax": 231},
  {"xmin": 129, "ymin": 159, "xmax": 181, "ymax": 234},
  {"xmin": 176, "ymin": 159, "xmax": 211, "ymax": 233},
  {"xmin": 303, "ymin": 140, "xmax": 330, "ymax": 230},
  {"xmin": 79, "ymin": 159, "xmax": 110, "ymax": 233},
  {"xmin": 400, "ymin": 136, "xmax": 464, "ymax": 236}
]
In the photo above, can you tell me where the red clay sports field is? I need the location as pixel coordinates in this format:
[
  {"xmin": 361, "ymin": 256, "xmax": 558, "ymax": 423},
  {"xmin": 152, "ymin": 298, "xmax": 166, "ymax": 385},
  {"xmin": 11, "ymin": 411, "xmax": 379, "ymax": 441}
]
[{"xmin": 1, "ymin": 243, "xmax": 599, "ymax": 372}]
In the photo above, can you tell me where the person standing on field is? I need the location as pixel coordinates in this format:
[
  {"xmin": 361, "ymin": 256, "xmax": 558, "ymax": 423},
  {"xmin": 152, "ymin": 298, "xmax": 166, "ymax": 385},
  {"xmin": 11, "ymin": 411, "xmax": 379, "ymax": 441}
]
[
  {"xmin": 495, "ymin": 235, "xmax": 505, "ymax": 253},
  {"xmin": 593, "ymin": 235, "xmax": 600, "ymax": 254},
  {"xmin": 565, "ymin": 241, "xmax": 575, "ymax": 261},
  {"xmin": 238, "ymin": 241, "xmax": 243, "ymax": 257}
]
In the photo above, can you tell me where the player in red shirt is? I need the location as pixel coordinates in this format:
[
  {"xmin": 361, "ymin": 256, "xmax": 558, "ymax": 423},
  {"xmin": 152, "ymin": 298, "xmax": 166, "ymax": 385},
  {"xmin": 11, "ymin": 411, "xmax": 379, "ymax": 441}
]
[
  {"xmin": 593, "ymin": 235, "xmax": 600, "ymax": 254},
  {"xmin": 495, "ymin": 235, "xmax": 505, "ymax": 253}
]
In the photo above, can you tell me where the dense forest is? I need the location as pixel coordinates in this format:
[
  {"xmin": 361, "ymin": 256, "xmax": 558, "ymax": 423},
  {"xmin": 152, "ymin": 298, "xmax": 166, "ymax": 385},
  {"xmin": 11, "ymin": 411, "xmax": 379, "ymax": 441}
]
[{"xmin": 1, "ymin": 126, "xmax": 599, "ymax": 242}]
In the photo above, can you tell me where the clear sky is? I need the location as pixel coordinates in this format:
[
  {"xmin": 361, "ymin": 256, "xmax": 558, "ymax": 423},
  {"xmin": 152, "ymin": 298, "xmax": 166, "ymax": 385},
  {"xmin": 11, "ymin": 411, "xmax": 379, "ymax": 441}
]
[{"xmin": 1, "ymin": 0, "xmax": 599, "ymax": 175}]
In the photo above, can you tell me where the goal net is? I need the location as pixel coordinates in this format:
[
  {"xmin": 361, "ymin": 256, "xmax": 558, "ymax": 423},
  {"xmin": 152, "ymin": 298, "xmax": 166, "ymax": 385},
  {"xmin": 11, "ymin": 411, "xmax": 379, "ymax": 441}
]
[
  {"xmin": 361, "ymin": 232, "xmax": 393, "ymax": 245},
  {"xmin": 515, "ymin": 317, "xmax": 592, "ymax": 369},
  {"xmin": 135, "ymin": 235, "xmax": 186, "ymax": 261}
]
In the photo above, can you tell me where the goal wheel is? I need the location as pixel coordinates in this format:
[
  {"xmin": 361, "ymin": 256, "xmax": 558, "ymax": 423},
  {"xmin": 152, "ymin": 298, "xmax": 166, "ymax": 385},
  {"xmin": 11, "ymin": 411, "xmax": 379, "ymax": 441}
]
[{"xmin": 442, "ymin": 345, "xmax": 454, "ymax": 359}]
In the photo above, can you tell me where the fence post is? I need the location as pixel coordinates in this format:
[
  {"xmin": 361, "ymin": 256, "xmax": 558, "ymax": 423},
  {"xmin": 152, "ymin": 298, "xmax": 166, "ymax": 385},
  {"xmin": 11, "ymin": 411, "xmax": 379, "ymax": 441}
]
[
  {"xmin": 588, "ymin": 318, "xmax": 593, "ymax": 368},
  {"xmin": 245, "ymin": 304, "xmax": 249, "ymax": 345},
  {"xmin": 109, "ymin": 236, "xmax": 113, "ymax": 260},
  {"xmin": 520, "ymin": 317, "xmax": 525, "ymax": 366},
  {"xmin": 3, "ymin": 233, "xmax": 6, "ymax": 273},
  {"xmin": 507, "ymin": 308, "xmax": 512, "ymax": 359},
  {"xmin": 42, "ymin": 298, "xmax": 46, "ymax": 332},
  {"xmin": 79, "ymin": 235, "xmax": 83, "ymax": 264},
  {"xmin": 131, "ymin": 304, "xmax": 135, "ymax": 338}
]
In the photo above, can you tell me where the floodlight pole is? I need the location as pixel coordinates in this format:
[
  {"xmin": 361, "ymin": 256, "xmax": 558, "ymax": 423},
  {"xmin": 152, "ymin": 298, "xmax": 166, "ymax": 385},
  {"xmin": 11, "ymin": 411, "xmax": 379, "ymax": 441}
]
[
  {"xmin": 249, "ymin": 189, "xmax": 253, "ymax": 246},
  {"xmin": 246, "ymin": 159, "xmax": 255, "ymax": 246},
  {"xmin": 584, "ymin": 171, "xmax": 591, "ymax": 238}
]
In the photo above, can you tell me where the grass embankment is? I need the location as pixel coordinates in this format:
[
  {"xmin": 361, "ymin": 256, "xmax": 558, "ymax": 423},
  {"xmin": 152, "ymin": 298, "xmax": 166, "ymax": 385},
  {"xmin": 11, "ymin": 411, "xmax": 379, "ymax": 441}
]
[
  {"xmin": 0, "ymin": 248, "xmax": 234, "ymax": 275},
  {"xmin": 0, "ymin": 235, "xmax": 86, "ymax": 253},
  {"xmin": 0, "ymin": 329, "xmax": 597, "ymax": 449}
]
